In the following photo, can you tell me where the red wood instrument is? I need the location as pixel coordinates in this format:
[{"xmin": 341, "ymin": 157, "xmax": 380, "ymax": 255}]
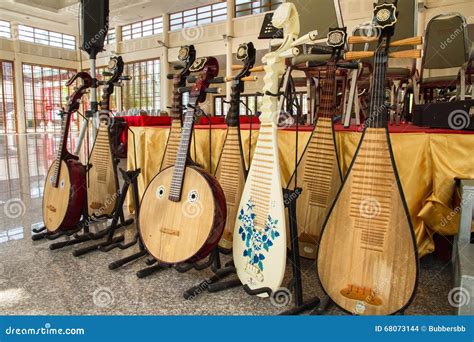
[{"xmin": 43, "ymin": 72, "xmax": 92, "ymax": 231}]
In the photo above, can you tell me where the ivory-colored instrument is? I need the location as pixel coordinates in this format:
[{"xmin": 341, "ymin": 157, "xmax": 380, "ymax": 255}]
[
  {"xmin": 317, "ymin": 1, "xmax": 418, "ymax": 315},
  {"xmin": 233, "ymin": 2, "xmax": 300, "ymax": 296}
]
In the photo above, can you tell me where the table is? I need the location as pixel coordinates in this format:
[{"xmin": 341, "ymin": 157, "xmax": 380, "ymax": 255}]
[{"xmin": 127, "ymin": 122, "xmax": 474, "ymax": 257}]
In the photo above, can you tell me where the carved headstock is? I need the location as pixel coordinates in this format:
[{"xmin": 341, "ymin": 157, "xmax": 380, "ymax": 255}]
[
  {"xmin": 189, "ymin": 57, "xmax": 219, "ymax": 105},
  {"xmin": 65, "ymin": 71, "xmax": 93, "ymax": 114}
]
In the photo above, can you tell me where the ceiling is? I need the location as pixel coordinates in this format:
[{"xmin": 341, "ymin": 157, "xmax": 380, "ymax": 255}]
[{"xmin": 0, "ymin": 0, "xmax": 223, "ymax": 34}]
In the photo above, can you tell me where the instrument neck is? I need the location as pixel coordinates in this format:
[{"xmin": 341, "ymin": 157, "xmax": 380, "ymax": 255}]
[
  {"xmin": 171, "ymin": 75, "xmax": 184, "ymax": 120},
  {"xmin": 168, "ymin": 97, "xmax": 198, "ymax": 201},
  {"xmin": 99, "ymin": 84, "xmax": 113, "ymax": 119},
  {"xmin": 368, "ymin": 49, "xmax": 388, "ymax": 129},
  {"xmin": 226, "ymin": 80, "xmax": 243, "ymax": 127},
  {"xmin": 52, "ymin": 110, "xmax": 72, "ymax": 187},
  {"xmin": 318, "ymin": 62, "xmax": 337, "ymax": 119}
]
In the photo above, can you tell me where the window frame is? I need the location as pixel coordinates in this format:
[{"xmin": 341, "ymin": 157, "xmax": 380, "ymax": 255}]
[
  {"xmin": 122, "ymin": 17, "xmax": 163, "ymax": 41},
  {"xmin": 18, "ymin": 24, "xmax": 76, "ymax": 50},
  {"xmin": 235, "ymin": 0, "xmax": 282, "ymax": 18},
  {"xmin": 169, "ymin": 2, "xmax": 227, "ymax": 31}
]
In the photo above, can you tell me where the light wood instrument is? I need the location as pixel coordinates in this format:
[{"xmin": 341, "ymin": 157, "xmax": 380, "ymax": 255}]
[
  {"xmin": 317, "ymin": 1, "xmax": 418, "ymax": 315},
  {"xmin": 232, "ymin": 2, "xmax": 300, "ymax": 296},
  {"xmin": 139, "ymin": 57, "xmax": 226, "ymax": 264},
  {"xmin": 43, "ymin": 72, "xmax": 92, "ymax": 232},
  {"xmin": 161, "ymin": 45, "xmax": 196, "ymax": 170},
  {"xmin": 87, "ymin": 56, "xmax": 125, "ymax": 217},
  {"xmin": 215, "ymin": 42, "xmax": 257, "ymax": 252},
  {"xmin": 286, "ymin": 27, "xmax": 347, "ymax": 259},
  {"xmin": 348, "ymin": 35, "xmax": 422, "ymax": 46}
]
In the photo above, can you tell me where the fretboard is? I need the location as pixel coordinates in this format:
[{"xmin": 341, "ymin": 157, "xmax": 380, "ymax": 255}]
[
  {"xmin": 318, "ymin": 62, "xmax": 337, "ymax": 119},
  {"xmin": 170, "ymin": 76, "xmax": 183, "ymax": 120},
  {"xmin": 52, "ymin": 111, "xmax": 71, "ymax": 187},
  {"xmin": 168, "ymin": 98, "xmax": 197, "ymax": 201},
  {"xmin": 368, "ymin": 50, "xmax": 388, "ymax": 128}
]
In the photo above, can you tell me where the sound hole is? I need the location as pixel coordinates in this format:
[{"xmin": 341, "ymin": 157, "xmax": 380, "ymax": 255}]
[
  {"xmin": 60, "ymin": 180, "xmax": 65, "ymax": 188},
  {"xmin": 156, "ymin": 185, "xmax": 166, "ymax": 199},
  {"xmin": 188, "ymin": 190, "xmax": 199, "ymax": 203}
]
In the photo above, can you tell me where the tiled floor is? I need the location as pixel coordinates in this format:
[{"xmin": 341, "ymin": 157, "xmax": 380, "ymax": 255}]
[{"xmin": 0, "ymin": 133, "xmax": 456, "ymax": 315}]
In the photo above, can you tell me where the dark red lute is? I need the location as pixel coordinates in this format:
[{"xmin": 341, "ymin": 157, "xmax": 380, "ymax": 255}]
[{"xmin": 43, "ymin": 72, "xmax": 92, "ymax": 231}]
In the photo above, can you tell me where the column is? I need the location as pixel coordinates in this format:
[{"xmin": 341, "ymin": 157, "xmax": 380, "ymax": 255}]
[
  {"xmin": 226, "ymin": 0, "xmax": 236, "ymax": 103},
  {"xmin": 160, "ymin": 13, "xmax": 170, "ymax": 114},
  {"xmin": 10, "ymin": 22, "xmax": 26, "ymax": 133}
]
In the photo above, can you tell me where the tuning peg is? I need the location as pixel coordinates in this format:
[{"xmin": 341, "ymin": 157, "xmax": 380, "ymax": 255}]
[
  {"xmin": 167, "ymin": 73, "xmax": 174, "ymax": 80},
  {"xmin": 119, "ymin": 76, "xmax": 131, "ymax": 81},
  {"xmin": 337, "ymin": 61, "xmax": 359, "ymax": 69},
  {"xmin": 179, "ymin": 86, "xmax": 191, "ymax": 93},
  {"xmin": 102, "ymin": 71, "xmax": 113, "ymax": 76},
  {"xmin": 205, "ymin": 88, "xmax": 221, "ymax": 94}
]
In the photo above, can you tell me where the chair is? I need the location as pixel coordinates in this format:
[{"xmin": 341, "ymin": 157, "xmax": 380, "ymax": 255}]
[{"xmin": 420, "ymin": 14, "xmax": 472, "ymax": 102}]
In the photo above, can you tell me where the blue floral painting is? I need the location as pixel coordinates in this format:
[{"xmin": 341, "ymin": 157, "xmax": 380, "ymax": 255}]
[{"xmin": 238, "ymin": 199, "xmax": 280, "ymax": 272}]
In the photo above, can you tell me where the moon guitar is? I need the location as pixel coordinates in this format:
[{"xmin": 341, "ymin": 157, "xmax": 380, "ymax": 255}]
[
  {"xmin": 42, "ymin": 72, "xmax": 92, "ymax": 232},
  {"xmin": 215, "ymin": 42, "xmax": 257, "ymax": 252},
  {"xmin": 317, "ymin": 0, "xmax": 419, "ymax": 315},
  {"xmin": 286, "ymin": 28, "xmax": 347, "ymax": 259},
  {"xmin": 161, "ymin": 45, "xmax": 196, "ymax": 170},
  {"xmin": 232, "ymin": 2, "xmax": 300, "ymax": 296},
  {"xmin": 87, "ymin": 56, "xmax": 126, "ymax": 217},
  {"xmin": 139, "ymin": 57, "xmax": 226, "ymax": 264}
]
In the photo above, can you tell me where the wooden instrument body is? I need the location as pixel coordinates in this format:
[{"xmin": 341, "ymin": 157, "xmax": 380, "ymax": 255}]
[
  {"xmin": 139, "ymin": 56, "xmax": 223, "ymax": 264},
  {"xmin": 287, "ymin": 117, "xmax": 342, "ymax": 259},
  {"xmin": 216, "ymin": 42, "xmax": 255, "ymax": 251},
  {"xmin": 139, "ymin": 165, "xmax": 226, "ymax": 264},
  {"xmin": 215, "ymin": 126, "xmax": 247, "ymax": 251},
  {"xmin": 42, "ymin": 71, "xmax": 91, "ymax": 232},
  {"xmin": 87, "ymin": 122, "xmax": 118, "ymax": 217},
  {"xmin": 43, "ymin": 157, "xmax": 86, "ymax": 231},
  {"xmin": 233, "ymin": 2, "xmax": 300, "ymax": 296},
  {"xmin": 317, "ymin": 127, "xmax": 418, "ymax": 315}
]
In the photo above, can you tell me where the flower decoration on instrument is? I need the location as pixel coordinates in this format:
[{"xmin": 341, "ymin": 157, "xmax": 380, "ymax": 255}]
[{"xmin": 238, "ymin": 199, "xmax": 280, "ymax": 273}]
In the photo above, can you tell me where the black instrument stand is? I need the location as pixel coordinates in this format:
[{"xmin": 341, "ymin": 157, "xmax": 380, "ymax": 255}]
[
  {"xmin": 72, "ymin": 167, "xmax": 139, "ymax": 257},
  {"xmin": 135, "ymin": 247, "xmax": 222, "ymax": 281}
]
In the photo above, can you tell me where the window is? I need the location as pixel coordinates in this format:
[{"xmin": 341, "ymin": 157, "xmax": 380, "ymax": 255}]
[
  {"xmin": 81, "ymin": 66, "xmax": 119, "ymax": 114},
  {"xmin": 104, "ymin": 28, "xmax": 116, "ymax": 45},
  {"xmin": 122, "ymin": 59, "xmax": 160, "ymax": 114},
  {"xmin": 170, "ymin": 2, "xmax": 227, "ymax": 31},
  {"xmin": 214, "ymin": 94, "xmax": 262, "ymax": 117},
  {"xmin": 18, "ymin": 25, "xmax": 76, "ymax": 50},
  {"xmin": 122, "ymin": 17, "xmax": 163, "ymax": 41},
  {"xmin": 22, "ymin": 64, "xmax": 77, "ymax": 133},
  {"xmin": 214, "ymin": 92, "xmax": 307, "ymax": 118},
  {"xmin": 235, "ymin": 0, "xmax": 282, "ymax": 17},
  {"xmin": 0, "ymin": 20, "xmax": 11, "ymax": 39},
  {"xmin": 0, "ymin": 61, "xmax": 16, "ymax": 133}
]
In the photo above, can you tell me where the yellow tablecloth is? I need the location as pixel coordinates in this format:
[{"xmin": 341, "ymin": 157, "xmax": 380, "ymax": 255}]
[{"xmin": 127, "ymin": 126, "xmax": 474, "ymax": 257}]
